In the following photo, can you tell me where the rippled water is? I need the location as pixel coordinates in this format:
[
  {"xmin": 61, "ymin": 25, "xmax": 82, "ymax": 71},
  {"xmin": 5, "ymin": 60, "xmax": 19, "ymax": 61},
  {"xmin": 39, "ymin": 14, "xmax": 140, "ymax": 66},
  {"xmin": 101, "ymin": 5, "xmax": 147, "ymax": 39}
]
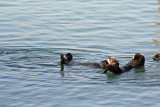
[{"xmin": 1, "ymin": 0, "xmax": 160, "ymax": 107}]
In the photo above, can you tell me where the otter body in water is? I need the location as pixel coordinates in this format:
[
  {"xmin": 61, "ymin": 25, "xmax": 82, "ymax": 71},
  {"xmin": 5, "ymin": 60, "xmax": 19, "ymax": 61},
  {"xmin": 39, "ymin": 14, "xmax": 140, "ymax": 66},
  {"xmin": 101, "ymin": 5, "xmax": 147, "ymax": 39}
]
[
  {"xmin": 61, "ymin": 53, "xmax": 109, "ymax": 69},
  {"xmin": 152, "ymin": 53, "xmax": 160, "ymax": 61},
  {"xmin": 104, "ymin": 53, "xmax": 145, "ymax": 74},
  {"xmin": 60, "ymin": 53, "xmax": 145, "ymax": 74}
]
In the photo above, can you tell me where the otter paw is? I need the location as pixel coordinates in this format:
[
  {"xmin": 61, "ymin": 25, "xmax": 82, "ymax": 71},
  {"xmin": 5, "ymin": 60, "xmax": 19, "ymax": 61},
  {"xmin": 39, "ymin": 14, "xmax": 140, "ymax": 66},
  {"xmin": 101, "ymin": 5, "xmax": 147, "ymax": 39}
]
[{"xmin": 60, "ymin": 53, "xmax": 66, "ymax": 64}]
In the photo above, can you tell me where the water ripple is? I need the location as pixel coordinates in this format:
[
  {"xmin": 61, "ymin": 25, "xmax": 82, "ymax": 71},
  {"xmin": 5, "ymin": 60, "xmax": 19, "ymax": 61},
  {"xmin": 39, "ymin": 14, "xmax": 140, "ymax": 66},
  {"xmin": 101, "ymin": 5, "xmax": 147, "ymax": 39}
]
[{"xmin": 0, "ymin": 0, "xmax": 160, "ymax": 107}]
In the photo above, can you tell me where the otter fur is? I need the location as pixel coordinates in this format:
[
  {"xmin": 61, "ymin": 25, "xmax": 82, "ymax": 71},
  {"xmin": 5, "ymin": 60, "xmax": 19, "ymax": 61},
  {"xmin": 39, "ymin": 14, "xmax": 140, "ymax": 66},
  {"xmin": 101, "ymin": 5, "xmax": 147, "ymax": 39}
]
[
  {"xmin": 61, "ymin": 53, "xmax": 109, "ymax": 69},
  {"xmin": 60, "ymin": 53, "xmax": 145, "ymax": 74},
  {"xmin": 152, "ymin": 53, "xmax": 160, "ymax": 61},
  {"xmin": 104, "ymin": 53, "xmax": 145, "ymax": 74}
]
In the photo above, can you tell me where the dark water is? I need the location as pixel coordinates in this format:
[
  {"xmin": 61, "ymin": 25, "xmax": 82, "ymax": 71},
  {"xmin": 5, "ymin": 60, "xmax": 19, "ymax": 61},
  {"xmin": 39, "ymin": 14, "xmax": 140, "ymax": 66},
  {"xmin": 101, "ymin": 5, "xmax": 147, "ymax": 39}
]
[{"xmin": 0, "ymin": 0, "xmax": 160, "ymax": 107}]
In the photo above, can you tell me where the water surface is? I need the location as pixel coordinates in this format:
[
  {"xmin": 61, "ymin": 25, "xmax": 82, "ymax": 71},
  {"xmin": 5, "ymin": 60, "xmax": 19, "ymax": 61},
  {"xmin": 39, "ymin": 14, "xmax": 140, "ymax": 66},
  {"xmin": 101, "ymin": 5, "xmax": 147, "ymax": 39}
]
[{"xmin": 0, "ymin": 0, "xmax": 160, "ymax": 107}]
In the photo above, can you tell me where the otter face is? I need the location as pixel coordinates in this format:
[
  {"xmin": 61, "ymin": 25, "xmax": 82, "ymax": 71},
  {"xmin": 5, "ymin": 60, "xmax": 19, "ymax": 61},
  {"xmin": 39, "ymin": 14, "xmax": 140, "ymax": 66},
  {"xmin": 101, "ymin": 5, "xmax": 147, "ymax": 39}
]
[
  {"xmin": 99, "ymin": 60, "xmax": 109, "ymax": 69},
  {"xmin": 107, "ymin": 57, "xmax": 119, "ymax": 67}
]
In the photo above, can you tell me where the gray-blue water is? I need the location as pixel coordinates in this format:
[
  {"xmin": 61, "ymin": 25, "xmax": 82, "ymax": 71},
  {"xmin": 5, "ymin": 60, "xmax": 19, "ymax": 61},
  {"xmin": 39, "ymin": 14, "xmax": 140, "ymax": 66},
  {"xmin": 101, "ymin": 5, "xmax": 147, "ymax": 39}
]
[{"xmin": 0, "ymin": 0, "xmax": 160, "ymax": 107}]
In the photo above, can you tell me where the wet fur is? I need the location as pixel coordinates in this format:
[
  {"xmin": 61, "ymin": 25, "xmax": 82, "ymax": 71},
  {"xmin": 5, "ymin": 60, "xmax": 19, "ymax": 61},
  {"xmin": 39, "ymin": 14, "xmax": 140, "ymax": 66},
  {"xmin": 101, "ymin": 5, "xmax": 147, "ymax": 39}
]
[
  {"xmin": 61, "ymin": 53, "xmax": 109, "ymax": 69},
  {"xmin": 104, "ymin": 53, "xmax": 145, "ymax": 74},
  {"xmin": 61, "ymin": 53, "xmax": 145, "ymax": 74},
  {"xmin": 152, "ymin": 53, "xmax": 160, "ymax": 61}
]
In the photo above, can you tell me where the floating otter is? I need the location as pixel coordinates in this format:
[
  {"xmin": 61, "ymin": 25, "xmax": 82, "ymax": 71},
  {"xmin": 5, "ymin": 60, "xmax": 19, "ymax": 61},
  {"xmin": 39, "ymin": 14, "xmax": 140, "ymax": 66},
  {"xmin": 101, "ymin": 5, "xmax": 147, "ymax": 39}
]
[
  {"xmin": 61, "ymin": 53, "xmax": 109, "ymax": 69},
  {"xmin": 60, "ymin": 53, "xmax": 145, "ymax": 74},
  {"xmin": 104, "ymin": 53, "xmax": 145, "ymax": 74},
  {"xmin": 152, "ymin": 53, "xmax": 160, "ymax": 61}
]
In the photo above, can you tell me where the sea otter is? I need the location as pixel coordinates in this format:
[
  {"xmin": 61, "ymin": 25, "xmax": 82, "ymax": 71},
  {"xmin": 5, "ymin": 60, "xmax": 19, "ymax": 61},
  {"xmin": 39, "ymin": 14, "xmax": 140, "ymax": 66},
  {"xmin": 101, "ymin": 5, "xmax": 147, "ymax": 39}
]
[
  {"xmin": 60, "ymin": 53, "xmax": 110, "ymax": 69},
  {"xmin": 104, "ymin": 53, "xmax": 145, "ymax": 74},
  {"xmin": 60, "ymin": 53, "xmax": 145, "ymax": 74},
  {"xmin": 152, "ymin": 53, "xmax": 160, "ymax": 61}
]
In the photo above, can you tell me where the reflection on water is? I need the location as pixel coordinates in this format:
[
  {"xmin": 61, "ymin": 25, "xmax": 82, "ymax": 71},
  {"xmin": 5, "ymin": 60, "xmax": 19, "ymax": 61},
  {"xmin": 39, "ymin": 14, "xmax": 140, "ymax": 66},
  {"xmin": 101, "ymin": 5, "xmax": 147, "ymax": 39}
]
[
  {"xmin": 152, "ymin": 38, "xmax": 160, "ymax": 43},
  {"xmin": 152, "ymin": 38, "xmax": 160, "ymax": 46},
  {"xmin": 152, "ymin": 0, "xmax": 160, "ymax": 46},
  {"xmin": 154, "ymin": 22, "xmax": 160, "ymax": 26},
  {"xmin": 156, "ymin": 0, "xmax": 160, "ymax": 30}
]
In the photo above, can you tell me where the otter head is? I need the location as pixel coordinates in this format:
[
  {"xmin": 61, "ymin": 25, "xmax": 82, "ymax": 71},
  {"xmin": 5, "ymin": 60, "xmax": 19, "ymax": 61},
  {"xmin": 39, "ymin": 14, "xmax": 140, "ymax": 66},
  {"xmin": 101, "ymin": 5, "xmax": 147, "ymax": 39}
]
[
  {"xmin": 133, "ymin": 53, "xmax": 145, "ymax": 66},
  {"xmin": 107, "ymin": 57, "xmax": 119, "ymax": 67},
  {"xmin": 99, "ymin": 60, "xmax": 109, "ymax": 69},
  {"xmin": 104, "ymin": 57, "xmax": 121, "ymax": 74},
  {"xmin": 66, "ymin": 53, "xmax": 73, "ymax": 62},
  {"xmin": 153, "ymin": 53, "xmax": 160, "ymax": 61},
  {"xmin": 133, "ymin": 53, "xmax": 141, "ymax": 60}
]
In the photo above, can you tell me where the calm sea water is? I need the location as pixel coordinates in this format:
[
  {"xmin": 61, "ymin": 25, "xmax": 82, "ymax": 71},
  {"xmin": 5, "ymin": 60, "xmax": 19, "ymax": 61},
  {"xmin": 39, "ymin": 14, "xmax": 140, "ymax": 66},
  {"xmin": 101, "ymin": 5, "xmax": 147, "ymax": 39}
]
[{"xmin": 0, "ymin": 0, "xmax": 160, "ymax": 107}]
